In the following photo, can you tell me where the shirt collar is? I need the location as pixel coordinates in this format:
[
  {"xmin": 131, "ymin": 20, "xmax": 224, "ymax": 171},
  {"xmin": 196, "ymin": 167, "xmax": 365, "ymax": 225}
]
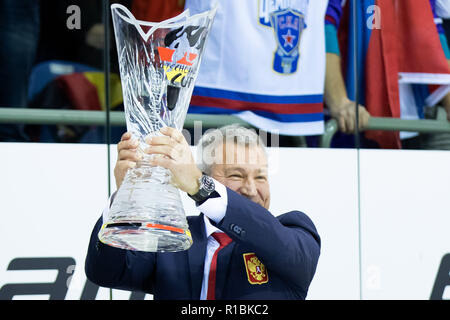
[{"xmin": 203, "ymin": 214, "xmax": 222, "ymax": 238}]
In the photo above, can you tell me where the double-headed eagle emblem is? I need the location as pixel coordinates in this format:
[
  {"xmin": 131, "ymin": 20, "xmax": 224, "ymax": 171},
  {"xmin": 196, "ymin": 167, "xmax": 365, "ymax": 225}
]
[{"xmin": 243, "ymin": 253, "xmax": 269, "ymax": 284}]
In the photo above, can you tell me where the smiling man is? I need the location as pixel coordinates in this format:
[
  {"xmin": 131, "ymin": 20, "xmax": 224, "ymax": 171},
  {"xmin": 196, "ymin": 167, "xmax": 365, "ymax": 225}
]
[{"xmin": 85, "ymin": 124, "xmax": 320, "ymax": 300}]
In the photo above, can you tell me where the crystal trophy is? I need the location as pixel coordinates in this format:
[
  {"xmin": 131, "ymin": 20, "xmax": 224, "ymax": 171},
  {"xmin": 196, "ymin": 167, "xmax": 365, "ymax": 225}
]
[{"xmin": 98, "ymin": 4, "xmax": 217, "ymax": 252}]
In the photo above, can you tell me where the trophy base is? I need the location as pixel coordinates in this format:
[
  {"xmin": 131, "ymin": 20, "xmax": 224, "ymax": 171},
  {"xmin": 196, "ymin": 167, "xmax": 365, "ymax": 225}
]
[
  {"xmin": 98, "ymin": 164, "xmax": 193, "ymax": 252},
  {"xmin": 98, "ymin": 220, "xmax": 192, "ymax": 252}
]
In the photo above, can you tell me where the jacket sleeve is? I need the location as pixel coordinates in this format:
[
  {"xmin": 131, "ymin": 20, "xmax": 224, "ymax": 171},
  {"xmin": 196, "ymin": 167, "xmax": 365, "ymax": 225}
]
[
  {"xmin": 214, "ymin": 188, "xmax": 321, "ymax": 294},
  {"xmin": 325, "ymin": 0, "xmax": 344, "ymax": 28},
  {"xmin": 325, "ymin": 0, "xmax": 344, "ymax": 56},
  {"xmin": 84, "ymin": 216, "xmax": 156, "ymax": 293}
]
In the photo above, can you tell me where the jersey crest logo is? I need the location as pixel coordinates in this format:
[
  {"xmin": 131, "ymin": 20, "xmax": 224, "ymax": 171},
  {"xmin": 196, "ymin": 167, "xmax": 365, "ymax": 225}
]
[
  {"xmin": 258, "ymin": 0, "xmax": 308, "ymax": 74},
  {"xmin": 243, "ymin": 253, "xmax": 269, "ymax": 285}
]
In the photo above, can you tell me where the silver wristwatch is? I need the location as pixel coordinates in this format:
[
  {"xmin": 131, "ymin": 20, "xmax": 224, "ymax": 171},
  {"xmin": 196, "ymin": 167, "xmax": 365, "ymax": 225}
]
[{"xmin": 189, "ymin": 174, "xmax": 215, "ymax": 203}]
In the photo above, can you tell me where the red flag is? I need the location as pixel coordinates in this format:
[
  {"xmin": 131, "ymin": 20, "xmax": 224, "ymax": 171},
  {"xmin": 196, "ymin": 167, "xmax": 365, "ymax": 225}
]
[{"xmin": 365, "ymin": 0, "xmax": 449, "ymax": 148}]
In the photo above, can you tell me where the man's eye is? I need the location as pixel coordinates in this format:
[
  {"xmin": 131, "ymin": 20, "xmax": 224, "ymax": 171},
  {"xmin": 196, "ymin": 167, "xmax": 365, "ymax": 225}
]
[
  {"xmin": 229, "ymin": 174, "xmax": 242, "ymax": 178},
  {"xmin": 256, "ymin": 176, "xmax": 267, "ymax": 181}
]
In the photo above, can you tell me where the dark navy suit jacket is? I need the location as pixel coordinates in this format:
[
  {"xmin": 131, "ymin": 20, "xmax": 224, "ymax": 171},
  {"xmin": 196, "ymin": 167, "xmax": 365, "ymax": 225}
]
[{"xmin": 85, "ymin": 188, "xmax": 321, "ymax": 299}]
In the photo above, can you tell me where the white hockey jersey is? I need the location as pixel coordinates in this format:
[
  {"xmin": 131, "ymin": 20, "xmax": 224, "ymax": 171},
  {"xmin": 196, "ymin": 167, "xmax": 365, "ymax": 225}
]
[{"xmin": 185, "ymin": 0, "xmax": 328, "ymax": 135}]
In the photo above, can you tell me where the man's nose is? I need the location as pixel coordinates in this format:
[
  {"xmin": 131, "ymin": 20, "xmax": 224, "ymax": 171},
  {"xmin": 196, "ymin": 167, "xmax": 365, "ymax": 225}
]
[{"xmin": 240, "ymin": 178, "xmax": 258, "ymax": 197}]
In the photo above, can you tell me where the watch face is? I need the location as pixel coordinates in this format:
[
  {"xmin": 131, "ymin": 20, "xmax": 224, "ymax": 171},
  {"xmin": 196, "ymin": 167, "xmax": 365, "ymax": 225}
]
[{"xmin": 201, "ymin": 175, "xmax": 215, "ymax": 194}]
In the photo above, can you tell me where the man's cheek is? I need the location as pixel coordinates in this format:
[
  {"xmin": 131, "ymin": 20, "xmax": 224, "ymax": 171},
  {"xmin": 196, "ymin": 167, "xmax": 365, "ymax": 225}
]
[{"xmin": 222, "ymin": 180, "xmax": 242, "ymax": 193}]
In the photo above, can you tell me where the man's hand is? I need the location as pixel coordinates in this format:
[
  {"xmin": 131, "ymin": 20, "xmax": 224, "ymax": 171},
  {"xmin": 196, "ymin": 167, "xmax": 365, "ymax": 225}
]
[
  {"xmin": 145, "ymin": 127, "xmax": 202, "ymax": 195},
  {"xmin": 445, "ymin": 103, "xmax": 450, "ymax": 122},
  {"xmin": 324, "ymin": 53, "xmax": 371, "ymax": 134},
  {"xmin": 329, "ymin": 98, "xmax": 371, "ymax": 134},
  {"xmin": 114, "ymin": 132, "xmax": 141, "ymax": 189},
  {"xmin": 440, "ymin": 92, "xmax": 450, "ymax": 122},
  {"xmin": 444, "ymin": 60, "xmax": 450, "ymax": 122}
]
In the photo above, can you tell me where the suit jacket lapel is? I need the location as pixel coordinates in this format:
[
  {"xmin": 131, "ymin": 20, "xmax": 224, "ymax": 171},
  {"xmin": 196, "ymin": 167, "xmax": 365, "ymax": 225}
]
[{"xmin": 187, "ymin": 214, "xmax": 207, "ymax": 299}]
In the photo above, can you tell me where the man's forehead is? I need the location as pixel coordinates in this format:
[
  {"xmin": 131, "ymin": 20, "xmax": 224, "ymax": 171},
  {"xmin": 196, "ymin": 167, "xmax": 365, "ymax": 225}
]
[{"xmin": 215, "ymin": 142, "xmax": 268, "ymax": 166}]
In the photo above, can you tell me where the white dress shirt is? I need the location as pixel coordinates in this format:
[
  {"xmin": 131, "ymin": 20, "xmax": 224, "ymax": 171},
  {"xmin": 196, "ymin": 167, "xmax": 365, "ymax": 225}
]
[
  {"xmin": 196, "ymin": 179, "xmax": 229, "ymax": 300},
  {"xmin": 101, "ymin": 178, "xmax": 229, "ymax": 300},
  {"xmin": 199, "ymin": 214, "xmax": 222, "ymax": 300}
]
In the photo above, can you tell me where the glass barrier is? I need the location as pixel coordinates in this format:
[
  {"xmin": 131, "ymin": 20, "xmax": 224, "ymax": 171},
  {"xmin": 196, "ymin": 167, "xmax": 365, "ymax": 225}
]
[{"xmin": 0, "ymin": 1, "xmax": 450, "ymax": 149}]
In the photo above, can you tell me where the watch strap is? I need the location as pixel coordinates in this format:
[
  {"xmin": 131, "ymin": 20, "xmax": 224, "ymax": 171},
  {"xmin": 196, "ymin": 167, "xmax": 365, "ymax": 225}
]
[{"xmin": 194, "ymin": 190, "xmax": 220, "ymax": 206}]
